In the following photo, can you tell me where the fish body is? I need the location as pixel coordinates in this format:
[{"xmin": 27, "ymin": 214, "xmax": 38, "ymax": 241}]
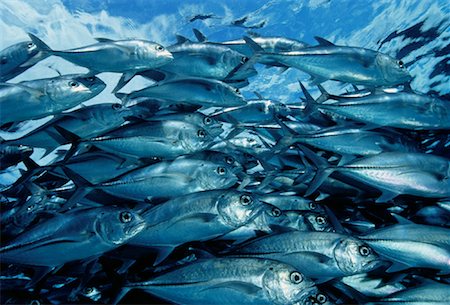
[
  {"xmin": 5, "ymin": 103, "xmax": 133, "ymax": 154},
  {"xmin": 79, "ymin": 158, "xmax": 238, "ymax": 201},
  {"xmin": 0, "ymin": 145, "xmax": 33, "ymax": 170},
  {"xmin": 85, "ymin": 120, "xmax": 216, "ymax": 160},
  {"xmin": 161, "ymin": 42, "xmax": 256, "ymax": 80},
  {"xmin": 212, "ymin": 99, "xmax": 291, "ymax": 124},
  {"xmin": 130, "ymin": 190, "xmax": 266, "ymax": 260},
  {"xmin": 251, "ymin": 37, "xmax": 411, "ymax": 86},
  {"xmin": 231, "ymin": 231, "xmax": 383, "ymax": 279},
  {"xmin": 123, "ymin": 257, "xmax": 321, "ymax": 305},
  {"xmin": 118, "ymin": 77, "xmax": 245, "ymax": 107},
  {"xmin": 303, "ymin": 85, "xmax": 450, "ymax": 130},
  {"xmin": 360, "ymin": 222, "xmax": 450, "ymax": 273},
  {"xmin": 278, "ymin": 127, "xmax": 416, "ymax": 156},
  {"xmin": 0, "ymin": 75, "xmax": 105, "ymax": 125},
  {"xmin": 336, "ymin": 152, "xmax": 450, "ymax": 201},
  {"xmin": 29, "ymin": 34, "xmax": 173, "ymax": 73},
  {"xmin": 368, "ymin": 282, "xmax": 450, "ymax": 305},
  {"xmin": 0, "ymin": 207, "xmax": 145, "ymax": 266}
]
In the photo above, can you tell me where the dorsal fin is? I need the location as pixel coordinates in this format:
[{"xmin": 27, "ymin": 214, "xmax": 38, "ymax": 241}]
[
  {"xmin": 243, "ymin": 36, "xmax": 265, "ymax": 53},
  {"xmin": 175, "ymin": 35, "xmax": 190, "ymax": 44},
  {"xmin": 193, "ymin": 28, "xmax": 207, "ymax": 42},
  {"xmin": 314, "ymin": 36, "xmax": 335, "ymax": 46},
  {"xmin": 94, "ymin": 37, "xmax": 114, "ymax": 43}
]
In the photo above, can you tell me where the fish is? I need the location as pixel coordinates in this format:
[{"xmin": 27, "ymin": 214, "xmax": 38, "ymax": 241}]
[
  {"xmin": 4, "ymin": 103, "xmax": 137, "ymax": 156},
  {"xmin": 367, "ymin": 282, "xmax": 450, "ymax": 305},
  {"xmin": 28, "ymin": 33, "xmax": 174, "ymax": 77},
  {"xmin": 230, "ymin": 231, "xmax": 384, "ymax": 280},
  {"xmin": 211, "ymin": 98, "xmax": 292, "ymax": 125},
  {"xmin": 339, "ymin": 273, "xmax": 406, "ymax": 298},
  {"xmin": 0, "ymin": 206, "xmax": 145, "ymax": 266},
  {"xmin": 259, "ymin": 193, "xmax": 324, "ymax": 212},
  {"xmin": 245, "ymin": 36, "xmax": 411, "ymax": 86},
  {"xmin": 0, "ymin": 40, "xmax": 48, "ymax": 82},
  {"xmin": 118, "ymin": 257, "xmax": 322, "ymax": 305},
  {"xmin": 359, "ymin": 216, "xmax": 450, "ymax": 273},
  {"xmin": 305, "ymin": 151, "xmax": 450, "ymax": 202},
  {"xmin": 72, "ymin": 119, "xmax": 217, "ymax": 161},
  {"xmin": 64, "ymin": 157, "xmax": 239, "ymax": 203},
  {"xmin": 301, "ymin": 83, "xmax": 450, "ymax": 130},
  {"xmin": 129, "ymin": 190, "xmax": 267, "ymax": 264},
  {"xmin": 193, "ymin": 29, "xmax": 309, "ymax": 67},
  {"xmin": 115, "ymin": 77, "xmax": 246, "ymax": 107},
  {"xmin": 0, "ymin": 74, "xmax": 106, "ymax": 127}
]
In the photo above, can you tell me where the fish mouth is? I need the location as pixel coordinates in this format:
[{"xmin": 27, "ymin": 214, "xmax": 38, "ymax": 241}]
[{"xmin": 292, "ymin": 287, "xmax": 320, "ymax": 305}]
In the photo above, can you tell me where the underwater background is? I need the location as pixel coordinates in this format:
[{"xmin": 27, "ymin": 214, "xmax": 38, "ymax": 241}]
[{"xmin": 1, "ymin": 0, "xmax": 450, "ymax": 304}]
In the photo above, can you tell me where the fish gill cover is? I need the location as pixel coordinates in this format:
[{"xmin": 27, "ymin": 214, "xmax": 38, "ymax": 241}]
[{"xmin": 0, "ymin": 0, "xmax": 449, "ymax": 304}]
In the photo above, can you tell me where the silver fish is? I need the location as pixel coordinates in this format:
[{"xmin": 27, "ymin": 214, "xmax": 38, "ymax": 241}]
[
  {"xmin": 360, "ymin": 218, "xmax": 450, "ymax": 273},
  {"xmin": 0, "ymin": 207, "xmax": 145, "ymax": 266},
  {"xmin": 130, "ymin": 190, "xmax": 266, "ymax": 264},
  {"xmin": 246, "ymin": 36, "xmax": 411, "ymax": 86},
  {"xmin": 28, "ymin": 33, "xmax": 173, "ymax": 74},
  {"xmin": 0, "ymin": 74, "xmax": 105, "ymax": 125},
  {"xmin": 302, "ymin": 83, "xmax": 450, "ymax": 130},
  {"xmin": 116, "ymin": 77, "xmax": 246, "ymax": 107},
  {"xmin": 120, "ymin": 257, "xmax": 321, "ymax": 305},
  {"xmin": 231, "ymin": 231, "xmax": 383, "ymax": 280}
]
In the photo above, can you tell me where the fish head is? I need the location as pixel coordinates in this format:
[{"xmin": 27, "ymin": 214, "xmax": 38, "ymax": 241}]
[
  {"xmin": 46, "ymin": 74, "xmax": 106, "ymax": 106},
  {"xmin": 334, "ymin": 237, "xmax": 383, "ymax": 275},
  {"xmin": 216, "ymin": 191, "xmax": 265, "ymax": 227},
  {"xmin": 263, "ymin": 263, "xmax": 317, "ymax": 305},
  {"xmin": 195, "ymin": 162, "xmax": 239, "ymax": 190},
  {"xmin": 96, "ymin": 209, "xmax": 146, "ymax": 245},
  {"xmin": 376, "ymin": 53, "xmax": 412, "ymax": 85},
  {"xmin": 201, "ymin": 151, "xmax": 244, "ymax": 174},
  {"xmin": 184, "ymin": 112, "xmax": 224, "ymax": 137},
  {"xmin": 133, "ymin": 40, "xmax": 173, "ymax": 68},
  {"xmin": 216, "ymin": 81, "xmax": 246, "ymax": 106},
  {"xmin": 79, "ymin": 286, "xmax": 102, "ymax": 302},
  {"xmin": 305, "ymin": 212, "xmax": 335, "ymax": 232}
]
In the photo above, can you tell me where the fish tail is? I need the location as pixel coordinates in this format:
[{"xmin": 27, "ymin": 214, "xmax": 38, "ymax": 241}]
[
  {"xmin": 298, "ymin": 81, "xmax": 318, "ymax": 117},
  {"xmin": 60, "ymin": 166, "xmax": 94, "ymax": 210},
  {"xmin": 28, "ymin": 33, "xmax": 53, "ymax": 54},
  {"xmin": 297, "ymin": 144, "xmax": 335, "ymax": 197}
]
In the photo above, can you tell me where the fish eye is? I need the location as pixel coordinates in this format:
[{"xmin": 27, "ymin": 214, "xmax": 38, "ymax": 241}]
[
  {"xmin": 30, "ymin": 301, "xmax": 40, "ymax": 305},
  {"xmin": 240, "ymin": 194, "xmax": 252, "ymax": 205},
  {"xmin": 84, "ymin": 287, "xmax": 94, "ymax": 294},
  {"xmin": 86, "ymin": 76, "xmax": 95, "ymax": 82},
  {"xmin": 68, "ymin": 81, "xmax": 79, "ymax": 88},
  {"xmin": 119, "ymin": 211, "xmax": 133, "ymax": 223},
  {"xmin": 289, "ymin": 271, "xmax": 303, "ymax": 284},
  {"xmin": 203, "ymin": 117, "xmax": 213, "ymax": 125},
  {"xmin": 316, "ymin": 216, "xmax": 326, "ymax": 225},
  {"xmin": 398, "ymin": 60, "xmax": 404, "ymax": 68},
  {"xmin": 359, "ymin": 245, "xmax": 371, "ymax": 256},
  {"xmin": 241, "ymin": 56, "xmax": 249, "ymax": 64},
  {"xmin": 225, "ymin": 156, "xmax": 234, "ymax": 164},
  {"xmin": 197, "ymin": 129, "xmax": 206, "ymax": 138},
  {"xmin": 309, "ymin": 202, "xmax": 317, "ymax": 210},
  {"xmin": 0, "ymin": 57, "xmax": 7, "ymax": 65},
  {"xmin": 155, "ymin": 45, "xmax": 164, "ymax": 51},
  {"xmin": 235, "ymin": 88, "xmax": 240, "ymax": 94},
  {"xmin": 27, "ymin": 42, "xmax": 34, "ymax": 48},
  {"xmin": 112, "ymin": 103, "xmax": 122, "ymax": 110},
  {"xmin": 271, "ymin": 207, "xmax": 282, "ymax": 217},
  {"xmin": 316, "ymin": 294, "xmax": 327, "ymax": 304},
  {"xmin": 216, "ymin": 166, "xmax": 226, "ymax": 175},
  {"xmin": 27, "ymin": 204, "xmax": 35, "ymax": 212}
]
